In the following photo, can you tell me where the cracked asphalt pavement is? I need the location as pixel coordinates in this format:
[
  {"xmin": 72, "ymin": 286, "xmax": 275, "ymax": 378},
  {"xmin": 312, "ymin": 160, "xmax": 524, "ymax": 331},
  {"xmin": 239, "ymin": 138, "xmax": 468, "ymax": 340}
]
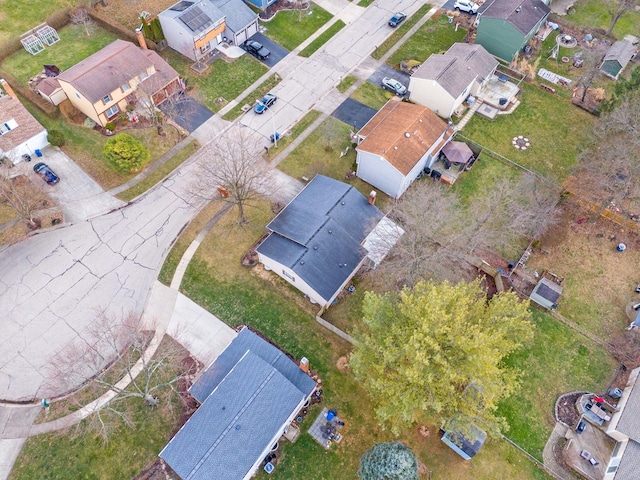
[{"xmin": 0, "ymin": 159, "xmax": 206, "ymax": 402}]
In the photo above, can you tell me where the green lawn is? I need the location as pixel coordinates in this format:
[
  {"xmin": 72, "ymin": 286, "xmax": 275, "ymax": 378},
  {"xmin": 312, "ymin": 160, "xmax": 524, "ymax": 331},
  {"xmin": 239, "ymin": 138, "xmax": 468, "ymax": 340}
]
[
  {"xmin": 172, "ymin": 204, "xmax": 552, "ymax": 480},
  {"xmin": 0, "ymin": 0, "xmax": 73, "ymax": 44},
  {"xmin": 299, "ymin": 20, "xmax": 346, "ymax": 57},
  {"xmin": 161, "ymin": 50, "xmax": 268, "ymax": 113},
  {"xmin": 264, "ymin": 109, "xmax": 322, "ymax": 160},
  {"xmin": 566, "ymin": 0, "xmax": 640, "ymax": 39},
  {"xmin": 349, "ymin": 82, "xmax": 390, "ymax": 110},
  {"xmin": 223, "ymin": 74, "xmax": 282, "ymax": 121},
  {"xmin": 498, "ymin": 310, "xmax": 615, "ymax": 458},
  {"xmin": 372, "ymin": 4, "xmax": 433, "ymax": 60},
  {"xmin": 336, "ymin": 75, "xmax": 357, "ymax": 93},
  {"xmin": 1, "ymin": 26, "xmax": 117, "ymax": 85},
  {"xmin": 116, "ymin": 140, "xmax": 200, "ymax": 202},
  {"xmin": 387, "ymin": 13, "xmax": 467, "ymax": 68},
  {"xmin": 461, "ymin": 82, "xmax": 596, "ymax": 182},
  {"xmin": 261, "ymin": 3, "xmax": 333, "ymax": 51}
]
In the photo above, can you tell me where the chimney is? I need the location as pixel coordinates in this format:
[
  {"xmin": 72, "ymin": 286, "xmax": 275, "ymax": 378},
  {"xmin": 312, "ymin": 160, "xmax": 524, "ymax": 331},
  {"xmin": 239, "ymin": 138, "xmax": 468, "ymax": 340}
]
[
  {"xmin": 368, "ymin": 191, "xmax": 377, "ymax": 205},
  {"xmin": 0, "ymin": 79, "xmax": 17, "ymax": 98},
  {"xmin": 299, "ymin": 357, "xmax": 309, "ymax": 373},
  {"xmin": 135, "ymin": 28, "xmax": 148, "ymax": 50}
]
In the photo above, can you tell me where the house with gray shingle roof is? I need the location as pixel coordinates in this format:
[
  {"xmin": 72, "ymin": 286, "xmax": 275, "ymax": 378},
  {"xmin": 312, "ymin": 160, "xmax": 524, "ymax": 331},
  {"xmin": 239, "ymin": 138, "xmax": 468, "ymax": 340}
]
[
  {"xmin": 409, "ymin": 43, "xmax": 498, "ymax": 119},
  {"xmin": 53, "ymin": 40, "xmax": 181, "ymax": 127},
  {"xmin": 0, "ymin": 80, "xmax": 49, "ymax": 164},
  {"xmin": 475, "ymin": 0, "xmax": 550, "ymax": 61},
  {"xmin": 159, "ymin": 0, "xmax": 258, "ymax": 62},
  {"xmin": 604, "ymin": 367, "xmax": 640, "ymax": 479},
  {"xmin": 160, "ymin": 327, "xmax": 316, "ymax": 480},
  {"xmin": 255, "ymin": 175, "xmax": 401, "ymax": 307},
  {"xmin": 355, "ymin": 100, "xmax": 453, "ymax": 198}
]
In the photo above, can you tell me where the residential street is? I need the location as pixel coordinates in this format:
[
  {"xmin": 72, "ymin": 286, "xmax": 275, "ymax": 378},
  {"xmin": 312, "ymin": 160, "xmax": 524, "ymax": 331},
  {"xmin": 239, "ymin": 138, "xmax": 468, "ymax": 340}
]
[{"xmin": 0, "ymin": 0, "xmax": 444, "ymax": 476}]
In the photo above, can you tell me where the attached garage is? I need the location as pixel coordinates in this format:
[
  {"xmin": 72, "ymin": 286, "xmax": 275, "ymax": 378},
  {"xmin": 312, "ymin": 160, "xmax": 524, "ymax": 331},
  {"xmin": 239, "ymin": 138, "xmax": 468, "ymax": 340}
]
[{"xmin": 210, "ymin": 0, "xmax": 259, "ymax": 45}]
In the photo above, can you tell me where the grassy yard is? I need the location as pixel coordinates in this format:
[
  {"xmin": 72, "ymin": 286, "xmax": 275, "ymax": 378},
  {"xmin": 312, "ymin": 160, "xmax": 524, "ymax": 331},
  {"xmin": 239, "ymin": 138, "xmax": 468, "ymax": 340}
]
[
  {"xmin": 299, "ymin": 20, "xmax": 346, "ymax": 57},
  {"xmin": 1, "ymin": 26, "xmax": 117, "ymax": 85},
  {"xmin": 116, "ymin": 139, "xmax": 200, "ymax": 202},
  {"xmin": 349, "ymin": 82, "xmax": 391, "ymax": 110},
  {"xmin": 461, "ymin": 82, "xmax": 596, "ymax": 182},
  {"xmin": 161, "ymin": 50, "xmax": 268, "ymax": 113},
  {"xmin": 261, "ymin": 3, "xmax": 333, "ymax": 51},
  {"xmin": 372, "ymin": 4, "xmax": 433, "ymax": 60},
  {"xmin": 386, "ymin": 13, "xmax": 467, "ymax": 68},
  {"xmin": 0, "ymin": 0, "xmax": 73, "ymax": 44},
  {"xmin": 565, "ymin": 0, "xmax": 640, "ymax": 39},
  {"xmin": 25, "ymin": 102, "xmax": 184, "ymax": 190},
  {"xmin": 9, "ymin": 338, "xmax": 184, "ymax": 480},
  {"xmin": 223, "ymin": 74, "xmax": 282, "ymax": 121},
  {"xmin": 172, "ymin": 203, "xmax": 553, "ymax": 480},
  {"xmin": 336, "ymin": 75, "xmax": 357, "ymax": 93},
  {"xmin": 498, "ymin": 310, "xmax": 615, "ymax": 458},
  {"xmin": 264, "ymin": 109, "xmax": 322, "ymax": 160}
]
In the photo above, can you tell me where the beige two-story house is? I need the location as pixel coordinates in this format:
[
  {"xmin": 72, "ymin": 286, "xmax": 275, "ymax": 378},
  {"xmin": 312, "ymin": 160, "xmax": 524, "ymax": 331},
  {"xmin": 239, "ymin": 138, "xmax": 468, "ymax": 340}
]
[{"xmin": 53, "ymin": 39, "xmax": 182, "ymax": 127}]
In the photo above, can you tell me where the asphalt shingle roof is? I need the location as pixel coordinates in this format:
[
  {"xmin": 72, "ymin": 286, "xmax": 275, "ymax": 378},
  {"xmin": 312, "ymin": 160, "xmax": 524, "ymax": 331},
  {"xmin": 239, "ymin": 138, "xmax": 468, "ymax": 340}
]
[
  {"xmin": 0, "ymin": 94, "xmax": 46, "ymax": 153},
  {"xmin": 614, "ymin": 438, "xmax": 640, "ymax": 479},
  {"xmin": 615, "ymin": 377, "xmax": 640, "ymax": 443},
  {"xmin": 413, "ymin": 43, "xmax": 498, "ymax": 99},
  {"xmin": 356, "ymin": 101, "xmax": 449, "ymax": 176},
  {"xmin": 160, "ymin": 350, "xmax": 308, "ymax": 480},
  {"xmin": 190, "ymin": 327, "xmax": 316, "ymax": 403},
  {"xmin": 256, "ymin": 175, "xmax": 384, "ymax": 303},
  {"xmin": 478, "ymin": 0, "xmax": 550, "ymax": 36},
  {"xmin": 209, "ymin": 0, "xmax": 257, "ymax": 31}
]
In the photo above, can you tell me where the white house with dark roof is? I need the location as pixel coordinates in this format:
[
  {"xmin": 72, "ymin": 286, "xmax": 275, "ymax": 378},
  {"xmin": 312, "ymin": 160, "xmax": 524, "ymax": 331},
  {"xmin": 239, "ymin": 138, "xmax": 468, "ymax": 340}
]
[
  {"xmin": 255, "ymin": 175, "xmax": 401, "ymax": 307},
  {"xmin": 0, "ymin": 80, "xmax": 48, "ymax": 164},
  {"xmin": 409, "ymin": 43, "xmax": 499, "ymax": 119},
  {"xmin": 603, "ymin": 367, "xmax": 640, "ymax": 479},
  {"xmin": 160, "ymin": 327, "xmax": 316, "ymax": 480},
  {"xmin": 159, "ymin": 0, "xmax": 258, "ymax": 61},
  {"xmin": 354, "ymin": 100, "xmax": 453, "ymax": 199}
]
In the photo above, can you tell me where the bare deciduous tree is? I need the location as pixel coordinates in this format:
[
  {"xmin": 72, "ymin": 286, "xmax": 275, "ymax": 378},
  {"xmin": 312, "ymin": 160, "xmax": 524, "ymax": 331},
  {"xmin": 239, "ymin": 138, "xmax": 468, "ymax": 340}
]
[
  {"xmin": 574, "ymin": 92, "xmax": 640, "ymax": 215},
  {"xmin": 197, "ymin": 126, "xmax": 274, "ymax": 224},
  {"xmin": 0, "ymin": 170, "xmax": 50, "ymax": 229},
  {"xmin": 70, "ymin": 8, "xmax": 97, "ymax": 37},
  {"xmin": 372, "ymin": 172, "xmax": 560, "ymax": 287},
  {"xmin": 605, "ymin": 0, "xmax": 640, "ymax": 36},
  {"xmin": 45, "ymin": 311, "xmax": 189, "ymax": 442}
]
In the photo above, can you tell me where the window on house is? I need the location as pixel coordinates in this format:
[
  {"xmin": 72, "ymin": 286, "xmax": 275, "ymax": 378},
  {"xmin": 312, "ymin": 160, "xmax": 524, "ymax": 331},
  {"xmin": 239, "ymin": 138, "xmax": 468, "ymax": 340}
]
[
  {"xmin": 75, "ymin": 92, "xmax": 81, "ymax": 99},
  {"xmin": 105, "ymin": 104, "xmax": 119, "ymax": 118},
  {"xmin": 0, "ymin": 119, "xmax": 18, "ymax": 135},
  {"xmin": 102, "ymin": 94, "xmax": 112, "ymax": 104},
  {"xmin": 200, "ymin": 43, "xmax": 211, "ymax": 54},
  {"xmin": 140, "ymin": 70, "xmax": 149, "ymax": 81},
  {"xmin": 282, "ymin": 270, "xmax": 295, "ymax": 282},
  {"xmin": 121, "ymin": 83, "xmax": 130, "ymax": 92}
]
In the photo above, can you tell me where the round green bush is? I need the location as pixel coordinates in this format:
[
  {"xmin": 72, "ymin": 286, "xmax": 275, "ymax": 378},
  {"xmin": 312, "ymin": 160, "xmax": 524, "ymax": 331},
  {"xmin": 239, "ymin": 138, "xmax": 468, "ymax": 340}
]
[
  {"xmin": 104, "ymin": 133, "xmax": 150, "ymax": 173},
  {"xmin": 105, "ymin": 121, "xmax": 116, "ymax": 132},
  {"xmin": 358, "ymin": 442, "xmax": 419, "ymax": 480},
  {"xmin": 47, "ymin": 129, "xmax": 65, "ymax": 147}
]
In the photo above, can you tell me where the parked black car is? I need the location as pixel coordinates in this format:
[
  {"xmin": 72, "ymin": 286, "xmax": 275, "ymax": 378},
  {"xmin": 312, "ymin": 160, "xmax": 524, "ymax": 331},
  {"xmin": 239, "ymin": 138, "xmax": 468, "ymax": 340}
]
[
  {"xmin": 33, "ymin": 162, "xmax": 60, "ymax": 185},
  {"xmin": 388, "ymin": 12, "xmax": 407, "ymax": 27},
  {"xmin": 243, "ymin": 40, "xmax": 271, "ymax": 60}
]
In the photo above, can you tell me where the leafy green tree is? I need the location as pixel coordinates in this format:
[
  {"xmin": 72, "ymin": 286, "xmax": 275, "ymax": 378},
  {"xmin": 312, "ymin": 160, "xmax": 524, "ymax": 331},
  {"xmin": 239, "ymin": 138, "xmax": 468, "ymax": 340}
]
[
  {"xmin": 358, "ymin": 442, "xmax": 419, "ymax": 480},
  {"xmin": 104, "ymin": 133, "xmax": 150, "ymax": 173},
  {"xmin": 350, "ymin": 280, "xmax": 534, "ymax": 435}
]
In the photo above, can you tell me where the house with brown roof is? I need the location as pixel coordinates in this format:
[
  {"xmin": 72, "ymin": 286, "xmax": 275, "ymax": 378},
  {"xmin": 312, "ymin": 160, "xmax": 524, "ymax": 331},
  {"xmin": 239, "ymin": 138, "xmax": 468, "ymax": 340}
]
[
  {"xmin": 0, "ymin": 80, "xmax": 48, "ymax": 164},
  {"xmin": 51, "ymin": 40, "xmax": 181, "ymax": 127},
  {"xmin": 354, "ymin": 100, "xmax": 453, "ymax": 199},
  {"xmin": 409, "ymin": 43, "xmax": 498, "ymax": 119}
]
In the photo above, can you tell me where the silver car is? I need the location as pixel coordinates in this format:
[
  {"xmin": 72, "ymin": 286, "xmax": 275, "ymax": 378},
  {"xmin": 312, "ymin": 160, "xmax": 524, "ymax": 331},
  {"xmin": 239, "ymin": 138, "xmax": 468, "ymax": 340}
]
[{"xmin": 382, "ymin": 77, "xmax": 407, "ymax": 96}]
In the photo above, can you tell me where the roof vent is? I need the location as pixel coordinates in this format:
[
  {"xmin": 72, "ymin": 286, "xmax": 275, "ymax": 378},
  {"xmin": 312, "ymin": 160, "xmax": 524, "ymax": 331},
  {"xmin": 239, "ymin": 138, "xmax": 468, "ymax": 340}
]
[
  {"xmin": 300, "ymin": 261, "xmax": 305, "ymax": 265},
  {"xmin": 235, "ymin": 425, "xmax": 241, "ymax": 430},
  {"xmin": 405, "ymin": 132, "xmax": 410, "ymax": 138},
  {"xmin": 339, "ymin": 263, "xmax": 344, "ymax": 267},
  {"xmin": 341, "ymin": 201, "xmax": 345, "ymax": 205},
  {"xmin": 328, "ymin": 229, "xmax": 332, "ymax": 234},
  {"xmin": 313, "ymin": 246, "xmax": 318, "ymax": 250},
  {"xmin": 515, "ymin": 6, "xmax": 521, "ymax": 12}
]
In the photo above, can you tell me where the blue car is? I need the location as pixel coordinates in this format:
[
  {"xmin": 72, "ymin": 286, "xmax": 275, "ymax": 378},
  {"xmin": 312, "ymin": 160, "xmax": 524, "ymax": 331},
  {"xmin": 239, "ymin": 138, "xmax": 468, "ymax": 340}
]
[
  {"xmin": 254, "ymin": 93, "xmax": 277, "ymax": 114},
  {"xmin": 33, "ymin": 162, "xmax": 60, "ymax": 185},
  {"xmin": 388, "ymin": 12, "xmax": 406, "ymax": 27}
]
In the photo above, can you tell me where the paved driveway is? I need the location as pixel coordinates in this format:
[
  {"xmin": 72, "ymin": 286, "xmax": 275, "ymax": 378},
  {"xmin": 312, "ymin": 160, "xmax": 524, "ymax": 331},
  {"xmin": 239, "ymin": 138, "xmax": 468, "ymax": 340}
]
[
  {"xmin": 247, "ymin": 33, "xmax": 289, "ymax": 68},
  {"xmin": 26, "ymin": 147, "xmax": 124, "ymax": 223},
  {"xmin": 159, "ymin": 94, "xmax": 213, "ymax": 133},
  {"xmin": 367, "ymin": 64, "xmax": 411, "ymax": 93},
  {"xmin": 332, "ymin": 98, "xmax": 378, "ymax": 130}
]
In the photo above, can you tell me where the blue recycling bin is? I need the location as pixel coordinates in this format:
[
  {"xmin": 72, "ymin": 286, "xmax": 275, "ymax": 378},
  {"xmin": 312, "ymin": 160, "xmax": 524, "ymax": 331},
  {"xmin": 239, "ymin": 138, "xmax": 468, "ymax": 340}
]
[{"xmin": 35, "ymin": 149, "xmax": 42, "ymax": 157}]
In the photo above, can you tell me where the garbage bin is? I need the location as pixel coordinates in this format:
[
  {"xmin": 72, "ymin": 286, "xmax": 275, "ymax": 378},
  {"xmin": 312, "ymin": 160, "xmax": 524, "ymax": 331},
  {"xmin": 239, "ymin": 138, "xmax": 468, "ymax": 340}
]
[{"xmin": 35, "ymin": 149, "xmax": 42, "ymax": 157}]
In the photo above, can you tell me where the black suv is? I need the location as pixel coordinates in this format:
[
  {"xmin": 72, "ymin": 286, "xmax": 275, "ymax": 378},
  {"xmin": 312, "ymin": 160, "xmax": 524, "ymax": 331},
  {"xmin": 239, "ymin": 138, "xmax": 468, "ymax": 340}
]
[{"xmin": 243, "ymin": 40, "xmax": 271, "ymax": 60}]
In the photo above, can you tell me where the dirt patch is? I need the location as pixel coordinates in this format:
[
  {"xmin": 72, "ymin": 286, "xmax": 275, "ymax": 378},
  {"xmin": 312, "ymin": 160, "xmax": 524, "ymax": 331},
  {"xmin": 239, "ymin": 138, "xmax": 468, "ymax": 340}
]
[
  {"xmin": 95, "ymin": 0, "xmax": 179, "ymax": 29},
  {"xmin": 527, "ymin": 196, "xmax": 640, "ymax": 336},
  {"xmin": 260, "ymin": 0, "xmax": 309, "ymax": 21},
  {"xmin": 556, "ymin": 392, "xmax": 582, "ymax": 427},
  {"xmin": 336, "ymin": 356, "xmax": 349, "ymax": 371}
]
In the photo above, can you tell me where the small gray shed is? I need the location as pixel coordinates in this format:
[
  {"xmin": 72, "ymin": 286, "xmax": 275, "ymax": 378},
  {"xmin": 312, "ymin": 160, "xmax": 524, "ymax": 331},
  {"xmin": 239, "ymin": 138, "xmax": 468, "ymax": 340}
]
[
  {"xmin": 529, "ymin": 277, "xmax": 562, "ymax": 309},
  {"xmin": 600, "ymin": 40, "xmax": 637, "ymax": 80}
]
